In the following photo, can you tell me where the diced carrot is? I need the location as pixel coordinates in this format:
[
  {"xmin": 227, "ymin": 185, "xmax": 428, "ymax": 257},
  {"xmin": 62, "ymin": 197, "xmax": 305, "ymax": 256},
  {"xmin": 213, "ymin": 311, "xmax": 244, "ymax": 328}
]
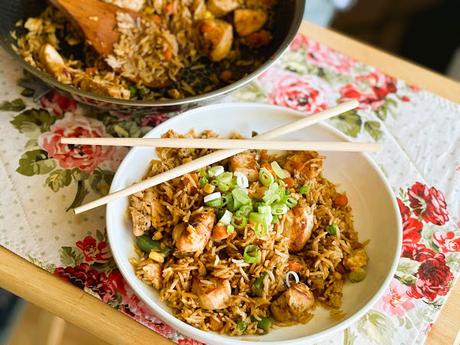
[
  {"xmin": 220, "ymin": 70, "xmax": 232, "ymax": 82},
  {"xmin": 287, "ymin": 260, "xmax": 304, "ymax": 272},
  {"xmin": 284, "ymin": 177, "xmax": 295, "ymax": 188},
  {"xmin": 334, "ymin": 194, "xmax": 348, "ymax": 207},
  {"xmin": 85, "ymin": 67, "xmax": 97, "ymax": 74},
  {"xmin": 165, "ymin": 3, "xmax": 174, "ymax": 14},
  {"xmin": 212, "ymin": 223, "xmax": 230, "ymax": 241},
  {"xmin": 164, "ymin": 49, "xmax": 173, "ymax": 61},
  {"xmin": 152, "ymin": 15, "xmax": 161, "ymax": 24}
]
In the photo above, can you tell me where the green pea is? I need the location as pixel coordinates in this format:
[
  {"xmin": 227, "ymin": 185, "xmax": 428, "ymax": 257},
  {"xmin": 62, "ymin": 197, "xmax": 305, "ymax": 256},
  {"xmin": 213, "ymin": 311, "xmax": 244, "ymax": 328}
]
[
  {"xmin": 257, "ymin": 317, "xmax": 272, "ymax": 332},
  {"xmin": 128, "ymin": 85, "xmax": 138, "ymax": 98},
  {"xmin": 349, "ymin": 268, "xmax": 366, "ymax": 283},
  {"xmin": 251, "ymin": 272, "xmax": 267, "ymax": 297},
  {"xmin": 326, "ymin": 224, "xmax": 338, "ymax": 235},
  {"xmin": 236, "ymin": 320, "xmax": 247, "ymax": 333},
  {"xmin": 136, "ymin": 235, "xmax": 161, "ymax": 252}
]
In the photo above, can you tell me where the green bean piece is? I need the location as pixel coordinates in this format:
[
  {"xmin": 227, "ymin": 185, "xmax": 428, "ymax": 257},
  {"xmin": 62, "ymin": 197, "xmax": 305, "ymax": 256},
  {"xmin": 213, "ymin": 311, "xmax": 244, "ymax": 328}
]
[{"xmin": 136, "ymin": 235, "xmax": 161, "ymax": 252}]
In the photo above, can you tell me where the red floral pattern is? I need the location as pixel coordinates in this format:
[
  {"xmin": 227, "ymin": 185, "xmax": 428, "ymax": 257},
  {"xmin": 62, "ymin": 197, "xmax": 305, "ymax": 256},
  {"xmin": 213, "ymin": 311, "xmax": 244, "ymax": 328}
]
[
  {"xmin": 140, "ymin": 112, "xmax": 169, "ymax": 127},
  {"xmin": 408, "ymin": 256, "xmax": 453, "ymax": 301},
  {"xmin": 76, "ymin": 236, "xmax": 110, "ymax": 263},
  {"xmin": 397, "ymin": 198, "xmax": 423, "ymax": 243},
  {"xmin": 408, "ymin": 182, "xmax": 449, "ymax": 225},
  {"xmin": 268, "ymin": 75, "xmax": 328, "ymax": 114},
  {"xmin": 339, "ymin": 71, "xmax": 397, "ymax": 109},
  {"xmin": 433, "ymin": 231, "xmax": 460, "ymax": 253},
  {"xmin": 54, "ymin": 263, "xmax": 117, "ymax": 303},
  {"xmin": 40, "ymin": 91, "xmax": 77, "ymax": 117},
  {"xmin": 38, "ymin": 113, "xmax": 115, "ymax": 173}
]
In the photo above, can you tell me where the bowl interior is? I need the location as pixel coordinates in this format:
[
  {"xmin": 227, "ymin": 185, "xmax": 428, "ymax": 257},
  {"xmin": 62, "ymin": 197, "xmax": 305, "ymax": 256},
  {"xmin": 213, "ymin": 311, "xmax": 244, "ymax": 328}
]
[
  {"xmin": 107, "ymin": 103, "xmax": 401, "ymax": 345},
  {"xmin": 0, "ymin": 0, "xmax": 305, "ymax": 108}
]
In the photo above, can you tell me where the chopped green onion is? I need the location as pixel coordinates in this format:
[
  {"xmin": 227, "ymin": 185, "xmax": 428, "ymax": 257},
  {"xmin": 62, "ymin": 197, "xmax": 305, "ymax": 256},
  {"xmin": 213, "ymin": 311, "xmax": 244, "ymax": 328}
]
[
  {"xmin": 251, "ymin": 272, "xmax": 267, "ymax": 296},
  {"xmin": 286, "ymin": 196, "xmax": 298, "ymax": 208},
  {"xmin": 234, "ymin": 171, "xmax": 249, "ymax": 188},
  {"xmin": 129, "ymin": 85, "xmax": 138, "ymax": 98},
  {"xmin": 227, "ymin": 224, "xmax": 235, "ymax": 234},
  {"xmin": 199, "ymin": 168, "xmax": 207, "ymax": 177},
  {"xmin": 216, "ymin": 181, "xmax": 231, "ymax": 192},
  {"xmin": 222, "ymin": 193, "xmax": 233, "ymax": 209},
  {"xmin": 219, "ymin": 210, "xmax": 233, "ymax": 225},
  {"xmin": 250, "ymin": 212, "xmax": 272, "ymax": 238},
  {"xmin": 263, "ymin": 182, "xmax": 281, "ymax": 205},
  {"xmin": 243, "ymin": 245, "xmax": 261, "ymax": 264},
  {"xmin": 217, "ymin": 172, "xmax": 233, "ymax": 184},
  {"xmin": 257, "ymin": 317, "xmax": 272, "ymax": 332},
  {"xmin": 136, "ymin": 235, "xmax": 161, "ymax": 252},
  {"xmin": 208, "ymin": 165, "xmax": 224, "ymax": 177},
  {"xmin": 258, "ymin": 205, "xmax": 272, "ymax": 214},
  {"xmin": 349, "ymin": 268, "xmax": 366, "ymax": 282},
  {"xmin": 236, "ymin": 320, "xmax": 247, "ymax": 333},
  {"xmin": 326, "ymin": 224, "xmax": 338, "ymax": 235},
  {"xmin": 199, "ymin": 176, "xmax": 208, "ymax": 188},
  {"xmin": 299, "ymin": 185, "xmax": 310, "ymax": 195},
  {"xmin": 204, "ymin": 192, "xmax": 221, "ymax": 203},
  {"xmin": 271, "ymin": 203, "xmax": 289, "ymax": 215},
  {"xmin": 206, "ymin": 198, "xmax": 222, "ymax": 208},
  {"xmin": 249, "ymin": 212, "xmax": 266, "ymax": 224},
  {"xmin": 271, "ymin": 214, "xmax": 279, "ymax": 224},
  {"xmin": 259, "ymin": 167, "xmax": 274, "ymax": 187},
  {"xmin": 271, "ymin": 161, "xmax": 287, "ymax": 179},
  {"xmin": 237, "ymin": 205, "xmax": 253, "ymax": 217},
  {"xmin": 232, "ymin": 188, "xmax": 251, "ymax": 206},
  {"xmin": 231, "ymin": 214, "xmax": 248, "ymax": 229}
]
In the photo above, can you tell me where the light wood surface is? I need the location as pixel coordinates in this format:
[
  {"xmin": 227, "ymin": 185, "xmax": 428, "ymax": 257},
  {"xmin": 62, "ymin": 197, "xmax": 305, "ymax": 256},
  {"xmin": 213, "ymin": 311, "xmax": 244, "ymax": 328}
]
[
  {"xmin": 1, "ymin": 20, "xmax": 459, "ymax": 345},
  {"xmin": 74, "ymin": 100, "xmax": 358, "ymax": 214},
  {"xmin": 61, "ymin": 137, "xmax": 381, "ymax": 152}
]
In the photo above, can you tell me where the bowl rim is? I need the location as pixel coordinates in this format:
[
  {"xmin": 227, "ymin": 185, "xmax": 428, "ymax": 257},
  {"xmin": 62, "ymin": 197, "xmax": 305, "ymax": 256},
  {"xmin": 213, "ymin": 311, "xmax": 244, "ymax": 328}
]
[
  {"xmin": 106, "ymin": 102, "xmax": 402, "ymax": 345},
  {"xmin": 0, "ymin": 0, "xmax": 305, "ymax": 107}
]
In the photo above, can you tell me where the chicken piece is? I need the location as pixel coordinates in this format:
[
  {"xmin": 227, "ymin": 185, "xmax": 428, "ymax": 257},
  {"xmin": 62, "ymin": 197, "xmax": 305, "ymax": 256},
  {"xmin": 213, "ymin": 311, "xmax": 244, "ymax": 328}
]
[
  {"xmin": 234, "ymin": 9, "xmax": 268, "ymax": 37},
  {"xmin": 271, "ymin": 283, "xmax": 315, "ymax": 322},
  {"xmin": 172, "ymin": 210, "xmax": 216, "ymax": 254},
  {"xmin": 192, "ymin": 278, "xmax": 231, "ymax": 310},
  {"xmin": 243, "ymin": 30, "xmax": 272, "ymax": 48},
  {"xmin": 284, "ymin": 152, "xmax": 323, "ymax": 180},
  {"xmin": 211, "ymin": 223, "xmax": 236, "ymax": 241},
  {"xmin": 102, "ymin": 0, "xmax": 145, "ymax": 11},
  {"xmin": 78, "ymin": 75, "xmax": 131, "ymax": 99},
  {"xmin": 229, "ymin": 152, "xmax": 259, "ymax": 182},
  {"xmin": 200, "ymin": 19, "xmax": 234, "ymax": 62},
  {"xmin": 279, "ymin": 204, "xmax": 314, "ymax": 252},
  {"xmin": 207, "ymin": 0, "xmax": 240, "ymax": 16},
  {"xmin": 130, "ymin": 208, "xmax": 151, "ymax": 236},
  {"xmin": 344, "ymin": 249, "xmax": 368, "ymax": 271},
  {"xmin": 141, "ymin": 262, "xmax": 163, "ymax": 289},
  {"xmin": 39, "ymin": 44, "xmax": 73, "ymax": 84}
]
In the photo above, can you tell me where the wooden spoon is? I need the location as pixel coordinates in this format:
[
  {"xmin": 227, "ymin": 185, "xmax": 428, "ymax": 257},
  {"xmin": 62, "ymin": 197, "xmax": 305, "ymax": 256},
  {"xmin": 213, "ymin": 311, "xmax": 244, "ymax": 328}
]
[{"xmin": 49, "ymin": 0, "xmax": 139, "ymax": 56}]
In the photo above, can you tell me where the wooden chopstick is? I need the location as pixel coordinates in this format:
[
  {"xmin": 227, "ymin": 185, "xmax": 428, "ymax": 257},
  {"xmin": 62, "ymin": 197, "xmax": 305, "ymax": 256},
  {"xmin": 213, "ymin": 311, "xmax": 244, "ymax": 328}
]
[
  {"xmin": 61, "ymin": 137, "xmax": 381, "ymax": 152},
  {"xmin": 73, "ymin": 100, "xmax": 359, "ymax": 214}
]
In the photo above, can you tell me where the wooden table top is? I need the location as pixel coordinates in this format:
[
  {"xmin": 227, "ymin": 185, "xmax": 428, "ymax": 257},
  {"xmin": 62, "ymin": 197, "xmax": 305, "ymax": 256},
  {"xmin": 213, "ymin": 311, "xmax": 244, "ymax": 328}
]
[{"xmin": 0, "ymin": 20, "xmax": 459, "ymax": 345}]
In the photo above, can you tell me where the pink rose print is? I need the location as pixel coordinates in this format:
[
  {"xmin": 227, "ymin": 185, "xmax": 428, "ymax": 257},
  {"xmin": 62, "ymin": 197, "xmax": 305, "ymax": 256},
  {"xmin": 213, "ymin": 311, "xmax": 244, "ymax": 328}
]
[
  {"xmin": 306, "ymin": 38, "xmax": 356, "ymax": 74},
  {"xmin": 378, "ymin": 279, "xmax": 415, "ymax": 317},
  {"xmin": 408, "ymin": 182, "xmax": 449, "ymax": 225},
  {"xmin": 40, "ymin": 90, "xmax": 77, "ymax": 117},
  {"xmin": 140, "ymin": 112, "xmax": 169, "ymax": 127},
  {"xmin": 408, "ymin": 254, "xmax": 453, "ymax": 301},
  {"xmin": 433, "ymin": 231, "xmax": 460, "ymax": 253},
  {"xmin": 339, "ymin": 71, "xmax": 397, "ymax": 109},
  {"xmin": 397, "ymin": 198, "xmax": 423, "ymax": 243},
  {"xmin": 76, "ymin": 236, "xmax": 110, "ymax": 263},
  {"xmin": 178, "ymin": 339, "xmax": 205, "ymax": 345},
  {"xmin": 289, "ymin": 34, "xmax": 308, "ymax": 51},
  {"xmin": 269, "ymin": 75, "xmax": 328, "ymax": 114},
  {"xmin": 38, "ymin": 113, "xmax": 115, "ymax": 173}
]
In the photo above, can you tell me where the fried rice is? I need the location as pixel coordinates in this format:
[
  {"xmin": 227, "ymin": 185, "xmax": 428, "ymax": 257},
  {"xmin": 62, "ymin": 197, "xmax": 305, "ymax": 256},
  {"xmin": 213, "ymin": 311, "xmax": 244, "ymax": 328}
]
[
  {"xmin": 13, "ymin": 0, "xmax": 276, "ymax": 100},
  {"xmin": 128, "ymin": 130, "xmax": 369, "ymax": 336}
]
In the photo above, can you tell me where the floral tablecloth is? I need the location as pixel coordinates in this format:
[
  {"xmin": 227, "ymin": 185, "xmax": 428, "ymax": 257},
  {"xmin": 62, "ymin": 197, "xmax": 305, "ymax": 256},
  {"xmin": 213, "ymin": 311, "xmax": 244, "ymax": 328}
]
[{"xmin": 0, "ymin": 33, "xmax": 459, "ymax": 345}]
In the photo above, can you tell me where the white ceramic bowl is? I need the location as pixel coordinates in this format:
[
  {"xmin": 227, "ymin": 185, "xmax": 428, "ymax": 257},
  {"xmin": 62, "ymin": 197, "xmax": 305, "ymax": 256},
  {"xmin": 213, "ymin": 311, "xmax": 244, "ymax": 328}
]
[{"xmin": 107, "ymin": 103, "xmax": 402, "ymax": 345}]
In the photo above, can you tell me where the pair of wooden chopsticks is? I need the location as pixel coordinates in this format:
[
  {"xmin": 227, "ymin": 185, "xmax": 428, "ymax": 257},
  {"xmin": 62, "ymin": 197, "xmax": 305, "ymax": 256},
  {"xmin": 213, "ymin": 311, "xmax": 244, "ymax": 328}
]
[{"xmin": 70, "ymin": 100, "xmax": 373, "ymax": 214}]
